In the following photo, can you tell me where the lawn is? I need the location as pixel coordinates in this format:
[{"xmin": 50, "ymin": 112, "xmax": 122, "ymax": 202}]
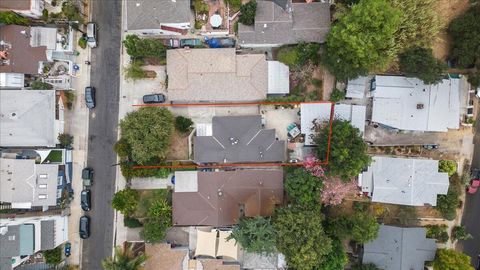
[
  {"xmin": 44, "ymin": 150, "xmax": 63, "ymax": 163},
  {"xmin": 134, "ymin": 189, "xmax": 172, "ymax": 218}
]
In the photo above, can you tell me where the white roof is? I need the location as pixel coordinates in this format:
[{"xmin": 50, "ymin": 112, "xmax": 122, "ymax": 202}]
[
  {"xmin": 0, "ymin": 90, "xmax": 57, "ymax": 147},
  {"xmin": 371, "ymin": 75, "xmax": 460, "ymax": 132},
  {"xmin": 195, "ymin": 230, "xmax": 217, "ymax": 258},
  {"xmin": 30, "ymin": 27, "xmax": 57, "ymax": 50},
  {"xmin": 360, "ymin": 156, "xmax": 449, "ymax": 206},
  {"xmin": 346, "ymin": 76, "xmax": 368, "ymax": 99},
  {"xmin": 0, "ymin": 73, "xmax": 25, "ymax": 88},
  {"xmin": 174, "ymin": 171, "xmax": 198, "ymax": 192},
  {"xmin": 300, "ymin": 103, "xmax": 366, "ymax": 145},
  {"xmin": 267, "ymin": 61, "xmax": 290, "ymax": 94}
]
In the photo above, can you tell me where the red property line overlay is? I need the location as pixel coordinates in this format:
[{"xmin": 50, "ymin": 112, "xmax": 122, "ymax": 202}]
[{"xmin": 131, "ymin": 100, "xmax": 335, "ymax": 169}]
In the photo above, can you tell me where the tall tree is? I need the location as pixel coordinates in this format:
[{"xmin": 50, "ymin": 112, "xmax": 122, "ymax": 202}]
[
  {"xmin": 274, "ymin": 206, "xmax": 332, "ymax": 270},
  {"xmin": 317, "ymin": 239, "xmax": 348, "ymax": 270},
  {"xmin": 448, "ymin": 7, "xmax": 480, "ymax": 68},
  {"xmin": 314, "ymin": 119, "xmax": 371, "ymax": 180},
  {"xmin": 102, "ymin": 246, "xmax": 147, "ymax": 270},
  {"xmin": 433, "ymin": 249, "xmax": 474, "ymax": 270},
  {"xmin": 322, "ymin": 0, "xmax": 402, "ymax": 80},
  {"xmin": 228, "ymin": 216, "xmax": 277, "ymax": 254},
  {"xmin": 119, "ymin": 107, "xmax": 174, "ymax": 164},
  {"xmin": 284, "ymin": 168, "xmax": 323, "ymax": 208},
  {"xmin": 399, "ymin": 47, "xmax": 447, "ymax": 84}
]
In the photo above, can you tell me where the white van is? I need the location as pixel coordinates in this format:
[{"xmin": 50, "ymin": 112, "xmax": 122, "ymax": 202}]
[{"xmin": 86, "ymin": 22, "xmax": 97, "ymax": 48}]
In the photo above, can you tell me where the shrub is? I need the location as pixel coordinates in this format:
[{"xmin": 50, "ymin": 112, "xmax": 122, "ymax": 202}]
[
  {"xmin": 277, "ymin": 46, "xmax": 299, "ymax": 69},
  {"xmin": 64, "ymin": 91, "xmax": 75, "ymax": 110},
  {"xmin": 452, "ymin": 226, "xmax": 473, "ymax": 241},
  {"xmin": 329, "ymin": 89, "xmax": 345, "ymax": 102},
  {"xmin": 399, "ymin": 47, "xmax": 447, "ymax": 85},
  {"xmin": 448, "ymin": 7, "xmax": 480, "ymax": 68},
  {"xmin": 0, "ymin": 11, "xmax": 31, "ymax": 25},
  {"xmin": 311, "ymin": 78, "xmax": 322, "ymax": 88},
  {"xmin": 124, "ymin": 60, "xmax": 147, "ymax": 81},
  {"xmin": 193, "ymin": 0, "xmax": 209, "ymax": 14},
  {"xmin": 228, "ymin": 216, "xmax": 276, "ymax": 254},
  {"xmin": 436, "ymin": 173, "xmax": 462, "ymax": 220},
  {"xmin": 114, "ymin": 138, "xmax": 131, "ymax": 159},
  {"xmin": 43, "ymin": 246, "xmax": 62, "ymax": 266},
  {"xmin": 124, "ymin": 216, "xmax": 143, "ymax": 228},
  {"xmin": 58, "ymin": 133, "xmax": 73, "ymax": 148},
  {"xmin": 175, "ymin": 116, "xmax": 194, "ymax": 133},
  {"xmin": 78, "ymin": 37, "xmax": 87, "ymax": 49},
  {"xmin": 141, "ymin": 218, "xmax": 170, "ymax": 243},
  {"xmin": 439, "ymin": 160, "xmax": 457, "ymax": 177},
  {"xmin": 239, "ymin": 0, "xmax": 257, "ymax": 25},
  {"xmin": 426, "ymin": 224, "xmax": 449, "ymax": 243},
  {"xmin": 285, "ymin": 168, "xmax": 323, "ymax": 208},
  {"xmin": 123, "ymin": 35, "xmax": 166, "ymax": 61},
  {"xmin": 31, "ymin": 80, "xmax": 53, "ymax": 90},
  {"xmin": 468, "ymin": 70, "xmax": 480, "ymax": 89},
  {"xmin": 112, "ymin": 189, "xmax": 139, "ymax": 216},
  {"xmin": 120, "ymin": 162, "xmax": 171, "ymax": 179},
  {"xmin": 225, "ymin": 0, "xmax": 242, "ymax": 10},
  {"xmin": 194, "ymin": 20, "xmax": 203, "ymax": 29},
  {"xmin": 296, "ymin": 42, "xmax": 321, "ymax": 67},
  {"xmin": 42, "ymin": 9, "xmax": 49, "ymax": 21},
  {"xmin": 233, "ymin": 21, "xmax": 239, "ymax": 34}
]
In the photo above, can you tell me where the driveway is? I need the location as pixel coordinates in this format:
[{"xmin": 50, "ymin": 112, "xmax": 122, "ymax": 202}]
[{"xmin": 81, "ymin": 0, "xmax": 121, "ymax": 268}]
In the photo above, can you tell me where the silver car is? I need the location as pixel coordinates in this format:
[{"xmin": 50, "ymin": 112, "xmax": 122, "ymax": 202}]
[{"xmin": 86, "ymin": 22, "xmax": 97, "ymax": 48}]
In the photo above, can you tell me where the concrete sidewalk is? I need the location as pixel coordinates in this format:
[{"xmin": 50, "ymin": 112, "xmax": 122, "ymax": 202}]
[{"xmin": 130, "ymin": 176, "xmax": 173, "ymax": 189}]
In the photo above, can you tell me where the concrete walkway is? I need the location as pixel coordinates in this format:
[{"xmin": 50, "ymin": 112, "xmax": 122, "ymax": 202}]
[{"xmin": 130, "ymin": 176, "xmax": 173, "ymax": 189}]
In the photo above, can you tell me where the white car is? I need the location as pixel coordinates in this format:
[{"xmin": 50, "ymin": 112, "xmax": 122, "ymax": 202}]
[{"xmin": 86, "ymin": 22, "xmax": 97, "ymax": 48}]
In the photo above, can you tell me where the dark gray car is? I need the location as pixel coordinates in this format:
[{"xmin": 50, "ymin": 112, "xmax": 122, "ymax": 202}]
[
  {"xmin": 85, "ymin": 87, "xmax": 96, "ymax": 109},
  {"xmin": 79, "ymin": 215, "xmax": 90, "ymax": 239},
  {"xmin": 81, "ymin": 189, "xmax": 91, "ymax": 211},
  {"xmin": 143, "ymin": 93, "xmax": 166, "ymax": 104}
]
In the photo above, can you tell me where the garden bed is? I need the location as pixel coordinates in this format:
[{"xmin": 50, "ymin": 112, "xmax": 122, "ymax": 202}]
[
  {"xmin": 133, "ymin": 189, "xmax": 172, "ymax": 219},
  {"xmin": 166, "ymin": 129, "xmax": 190, "ymax": 161},
  {"xmin": 44, "ymin": 150, "xmax": 63, "ymax": 163}
]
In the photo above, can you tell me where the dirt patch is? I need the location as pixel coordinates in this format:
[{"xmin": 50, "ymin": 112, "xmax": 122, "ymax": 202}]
[
  {"xmin": 166, "ymin": 129, "xmax": 190, "ymax": 160},
  {"xmin": 432, "ymin": 0, "xmax": 471, "ymax": 60}
]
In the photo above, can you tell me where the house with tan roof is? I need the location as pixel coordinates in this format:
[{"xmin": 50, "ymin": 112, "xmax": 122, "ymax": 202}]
[{"xmin": 166, "ymin": 48, "xmax": 289, "ymax": 102}]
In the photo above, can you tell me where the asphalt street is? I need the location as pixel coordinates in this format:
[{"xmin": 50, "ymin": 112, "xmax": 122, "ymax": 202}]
[
  {"xmin": 458, "ymin": 114, "xmax": 480, "ymax": 267},
  {"xmin": 81, "ymin": 0, "xmax": 122, "ymax": 269}
]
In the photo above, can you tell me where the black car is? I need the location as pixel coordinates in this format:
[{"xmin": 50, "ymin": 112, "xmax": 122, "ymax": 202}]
[
  {"xmin": 85, "ymin": 87, "xmax": 96, "ymax": 109},
  {"xmin": 81, "ymin": 189, "xmax": 91, "ymax": 211},
  {"xmin": 82, "ymin": 167, "xmax": 93, "ymax": 187},
  {"xmin": 143, "ymin": 93, "xmax": 166, "ymax": 104},
  {"xmin": 79, "ymin": 215, "xmax": 90, "ymax": 239}
]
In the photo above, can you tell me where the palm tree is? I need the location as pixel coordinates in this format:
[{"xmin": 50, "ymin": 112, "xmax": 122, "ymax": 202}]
[{"xmin": 101, "ymin": 246, "xmax": 147, "ymax": 270}]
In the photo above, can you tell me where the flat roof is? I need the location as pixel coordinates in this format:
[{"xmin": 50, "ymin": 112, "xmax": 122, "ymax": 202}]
[{"xmin": 126, "ymin": 0, "xmax": 191, "ymax": 30}]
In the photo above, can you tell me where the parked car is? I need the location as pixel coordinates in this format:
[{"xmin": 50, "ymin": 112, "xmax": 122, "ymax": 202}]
[
  {"xmin": 161, "ymin": 38, "xmax": 180, "ymax": 48},
  {"xmin": 64, "ymin": 242, "xmax": 71, "ymax": 257},
  {"xmin": 476, "ymin": 254, "xmax": 480, "ymax": 270},
  {"xmin": 86, "ymin": 22, "xmax": 97, "ymax": 48},
  {"xmin": 180, "ymin": 38, "xmax": 202, "ymax": 48},
  {"xmin": 82, "ymin": 167, "xmax": 93, "ymax": 187},
  {"xmin": 85, "ymin": 87, "xmax": 96, "ymax": 109},
  {"xmin": 81, "ymin": 189, "xmax": 91, "ymax": 211},
  {"xmin": 79, "ymin": 216, "xmax": 90, "ymax": 239},
  {"xmin": 143, "ymin": 93, "xmax": 166, "ymax": 104},
  {"xmin": 468, "ymin": 179, "xmax": 480, "ymax": 194},
  {"xmin": 204, "ymin": 37, "xmax": 235, "ymax": 48},
  {"xmin": 422, "ymin": 144, "xmax": 439, "ymax": 150}
]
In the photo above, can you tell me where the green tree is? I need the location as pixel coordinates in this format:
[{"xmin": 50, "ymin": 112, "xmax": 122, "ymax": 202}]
[
  {"xmin": 101, "ymin": 246, "xmax": 147, "ymax": 270},
  {"xmin": 239, "ymin": 0, "xmax": 257, "ymax": 25},
  {"xmin": 322, "ymin": 0, "xmax": 401, "ymax": 80},
  {"xmin": 112, "ymin": 189, "xmax": 139, "ymax": 216},
  {"xmin": 390, "ymin": 0, "xmax": 441, "ymax": 50},
  {"xmin": 468, "ymin": 70, "xmax": 480, "ymax": 89},
  {"xmin": 124, "ymin": 60, "xmax": 147, "ymax": 81},
  {"xmin": 174, "ymin": 116, "xmax": 194, "ymax": 133},
  {"xmin": 78, "ymin": 37, "xmax": 87, "ymax": 49},
  {"xmin": 31, "ymin": 80, "xmax": 54, "ymax": 90},
  {"xmin": 317, "ymin": 239, "xmax": 348, "ymax": 270},
  {"xmin": 0, "ymin": 11, "xmax": 30, "ymax": 25},
  {"xmin": 58, "ymin": 133, "xmax": 74, "ymax": 148},
  {"xmin": 114, "ymin": 138, "xmax": 131, "ymax": 159},
  {"xmin": 314, "ymin": 119, "xmax": 371, "ymax": 180},
  {"xmin": 274, "ymin": 206, "xmax": 332, "ymax": 270},
  {"xmin": 43, "ymin": 247, "xmax": 62, "ymax": 266},
  {"xmin": 439, "ymin": 160, "xmax": 458, "ymax": 177},
  {"xmin": 448, "ymin": 7, "xmax": 480, "ymax": 68},
  {"xmin": 228, "ymin": 216, "xmax": 277, "ymax": 254},
  {"xmin": 119, "ymin": 107, "xmax": 174, "ymax": 164},
  {"xmin": 350, "ymin": 212, "xmax": 380, "ymax": 243},
  {"xmin": 61, "ymin": 0, "xmax": 84, "ymax": 23},
  {"xmin": 399, "ymin": 47, "xmax": 447, "ymax": 84},
  {"xmin": 122, "ymin": 35, "xmax": 167, "ymax": 61},
  {"xmin": 329, "ymin": 89, "xmax": 346, "ymax": 102},
  {"xmin": 284, "ymin": 168, "xmax": 323, "ymax": 207},
  {"xmin": 436, "ymin": 173, "xmax": 462, "ymax": 220},
  {"xmin": 433, "ymin": 249, "xmax": 474, "ymax": 270},
  {"xmin": 426, "ymin": 225, "xmax": 450, "ymax": 243},
  {"xmin": 452, "ymin": 226, "xmax": 473, "ymax": 241},
  {"xmin": 140, "ymin": 218, "xmax": 170, "ymax": 243}
]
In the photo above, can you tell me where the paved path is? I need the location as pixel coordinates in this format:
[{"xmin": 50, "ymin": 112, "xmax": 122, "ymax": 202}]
[
  {"xmin": 130, "ymin": 176, "xmax": 173, "ymax": 190},
  {"xmin": 81, "ymin": 0, "xmax": 122, "ymax": 268}
]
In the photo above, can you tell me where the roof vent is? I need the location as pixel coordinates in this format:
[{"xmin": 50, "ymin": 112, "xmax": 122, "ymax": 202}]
[
  {"xmin": 136, "ymin": 2, "xmax": 140, "ymax": 6},
  {"xmin": 416, "ymin": 103, "xmax": 424, "ymax": 109},
  {"xmin": 0, "ymin": 227, "xmax": 7, "ymax": 235}
]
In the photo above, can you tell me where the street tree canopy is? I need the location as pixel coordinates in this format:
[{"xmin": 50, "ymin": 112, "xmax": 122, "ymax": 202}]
[
  {"xmin": 285, "ymin": 168, "xmax": 323, "ymax": 208},
  {"xmin": 448, "ymin": 7, "xmax": 480, "ymax": 68},
  {"xmin": 228, "ymin": 216, "xmax": 277, "ymax": 254},
  {"xmin": 399, "ymin": 47, "xmax": 447, "ymax": 84},
  {"xmin": 433, "ymin": 249, "xmax": 474, "ymax": 270},
  {"xmin": 112, "ymin": 189, "xmax": 139, "ymax": 216},
  {"xmin": 119, "ymin": 107, "xmax": 174, "ymax": 165},
  {"xmin": 274, "ymin": 206, "xmax": 332, "ymax": 270},
  {"xmin": 314, "ymin": 119, "xmax": 371, "ymax": 180},
  {"xmin": 322, "ymin": 0, "xmax": 401, "ymax": 80}
]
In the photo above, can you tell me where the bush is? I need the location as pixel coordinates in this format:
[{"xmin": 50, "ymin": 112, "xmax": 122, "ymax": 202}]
[
  {"xmin": 452, "ymin": 226, "xmax": 473, "ymax": 241},
  {"xmin": 58, "ymin": 133, "xmax": 73, "ymax": 148},
  {"xmin": 277, "ymin": 47, "xmax": 299, "ymax": 69},
  {"xmin": 468, "ymin": 70, "xmax": 480, "ymax": 89},
  {"xmin": 228, "ymin": 216, "xmax": 276, "ymax": 254},
  {"xmin": 426, "ymin": 225, "xmax": 449, "ymax": 243},
  {"xmin": 64, "ymin": 91, "xmax": 75, "ymax": 110},
  {"xmin": 329, "ymin": 89, "xmax": 345, "ymax": 102},
  {"xmin": 239, "ymin": 0, "xmax": 257, "ymax": 25},
  {"xmin": 78, "ymin": 37, "xmax": 87, "ymax": 49},
  {"xmin": 123, "ymin": 35, "xmax": 166, "ymax": 61},
  {"xmin": 114, "ymin": 138, "xmax": 131, "ymax": 159},
  {"xmin": 448, "ymin": 7, "xmax": 480, "ymax": 68},
  {"xmin": 42, "ymin": 9, "xmax": 49, "ymax": 21},
  {"xmin": 311, "ymin": 78, "xmax": 322, "ymax": 88},
  {"xmin": 225, "ymin": 0, "xmax": 241, "ymax": 10},
  {"xmin": 141, "ymin": 218, "xmax": 170, "ymax": 243},
  {"xmin": 43, "ymin": 247, "xmax": 62, "ymax": 266},
  {"xmin": 120, "ymin": 162, "xmax": 171, "ymax": 179},
  {"xmin": 112, "ymin": 189, "xmax": 139, "ymax": 216},
  {"xmin": 194, "ymin": 20, "xmax": 203, "ymax": 29},
  {"xmin": 439, "ymin": 160, "xmax": 457, "ymax": 177},
  {"xmin": 124, "ymin": 216, "xmax": 143, "ymax": 228},
  {"xmin": 175, "ymin": 116, "xmax": 194, "ymax": 133},
  {"xmin": 193, "ymin": 0, "xmax": 209, "ymax": 14},
  {"xmin": 124, "ymin": 60, "xmax": 147, "ymax": 81},
  {"xmin": 284, "ymin": 168, "xmax": 323, "ymax": 208},
  {"xmin": 31, "ymin": 80, "xmax": 53, "ymax": 90},
  {"xmin": 61, "ymin": 0, "xmax": 84, "ymax": 23},
  {"xmin": 296, "ymin": 42, "xmax": 321, "ymax": 67},
  {"xmin": 233, "ymin": 21, "xmax": 239, "ymax": 34},
  {"xmin": 436, "ymin": 173, "xmax": 462, "ymax": 220},
  {"xmin": 399, "ymin": 47, "xmax": 447, "ymax": 84},
  {"xmin": 0, "ymin": 11, "xmax": 31, "ymax": 25}
]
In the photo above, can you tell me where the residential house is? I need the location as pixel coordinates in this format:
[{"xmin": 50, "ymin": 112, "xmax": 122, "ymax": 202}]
[
  {"xmin": 0, "ymin": 158, "xmax": 61, "ymax": 209},
  {"xmin": 172, "ymin": 169, "xmax": 283, "ymax": 226},
  {"xmin": 370, "ymin": 75, "xmax": 460, "ymax": 132},
  {"xmin": 0, "ymin": 215, "xmax": 68, "ymax": 270},
  {"xmin": 359, "ymin": 156, "xmax": 449, "ymax": 206},
  {"xmin": 125, "ymin": 0, "xmax": 191, "ymax": 36},
  {"xmin": 0, "ymin": 90, "xmax": 64, "ymax": 147},
  {"xmin": 144, "ymin": 243, "xmax": 189, "ymax": 270},
  {"xmin": 194, "ymin": 115, "xmax": 286, "ymax": 164},
  {"xmin": 238, "ymin": 0, "xmax": 331, "ymax": 47},
  {"xmin": 166, "ymin": 48, "xmax": 289, "ymax": 102},
  {"xmin": 0, "ymin": 0, "xmax": 44, "ymax": 19},
  {"xmin": 363, "ymin": 225, "xmax": 437, "ymax": 270},
  {"xmin": 300, "ymin": 103, "xmax": 366, "ymax": 145},
  {"xmin": 0, "ymin": 25, "xmax": 75, "ymax": 89}
]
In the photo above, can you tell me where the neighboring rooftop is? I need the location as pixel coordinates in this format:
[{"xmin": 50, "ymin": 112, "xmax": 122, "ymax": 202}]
[
  {"xmin": 0, "ymin": 25, "xmax": 48, "ymax": 74},
  {"xmin": 363, "ymin": 225, "xmax": 437, "ymax": 270},
  {"xmin": 173, "ymin": 170, "xmax": 283, "ymax": 226},
  {"xmin": 238, "ymin": 0, "xmax": 330, "ymax": 46},
  {"xmin": 0, "ymin": 90, "xmax": 57, "ymax": 147},
  {"xmin": 0, "ymin": 158, "xmax": 59, "ymax": 208},
  {"xmin": 300, "ymin": 103, "xmax": 366, "ymax": 145},
  {"xmin": 371, "ymin": 75, "xmax": 460, "ymax": 132},
  {"xmin": 360, "ymin": 156, "xmax": 449, "ymax": 206},
  {"xmin": 125, "ymin": 0, "xmax": 191, "ymax": 30},
  {"xmin": 346, "ymin": 76, "xmax": 369, "ymax": 99},
  {"xmin": 144, "ymin": 243, "xmax": 188, "ymax": 270},
  {"xmin": 167, "ymin": 48, "xmax": 289, "ymax": 102},
  {"xmin": 194, "ymin": 115, "xmax": 286, "ymax": 164},
  {"xmin": 0, "ymin": 0, "xmax": 31, "ymax": 11}
]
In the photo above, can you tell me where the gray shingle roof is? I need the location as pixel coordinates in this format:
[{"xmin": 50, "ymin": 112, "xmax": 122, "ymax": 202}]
[
  {"xmin": 238, "ymin": 0, "xmax": 330, "ymax": 46},
  {"xmin": 194, "ymin": 116, "xmax": 286, "ymax": 164},
  {"xmin": 0, "ymin": 225, "xmax": 21, "ymax": 258},
  {"xmin": 363, "ymin": 225, "xmax": 437, "ymax": 270},
  {"xmin": 40, "ymin": 220, "xmax": 55, "ymax": 250},
  {"xmin": 126, "ymin": 0, "xmax": 191, "ymax": 30}
]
